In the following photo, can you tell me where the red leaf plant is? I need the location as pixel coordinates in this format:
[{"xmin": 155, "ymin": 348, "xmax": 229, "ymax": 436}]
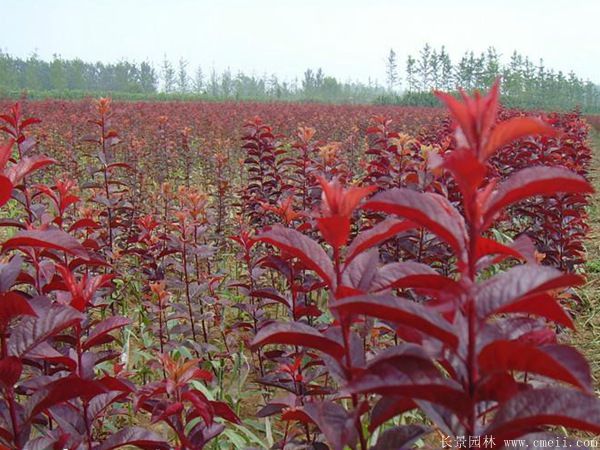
[
  {"xmin": 250, "ymin": 82, "xmax": 600, "ymax": 449},
  {"xmin": 0, "ymin": 104, "xmax": 168, "ymax": 450},
  {"xmin": 135, "ymin": 353, "xmax": 240, "ymax": 450}
]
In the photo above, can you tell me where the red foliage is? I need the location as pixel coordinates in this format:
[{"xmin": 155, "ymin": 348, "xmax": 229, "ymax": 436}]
[{"xmin": 0, "ymin": 88, "xmax": 597, "ymax": 449}]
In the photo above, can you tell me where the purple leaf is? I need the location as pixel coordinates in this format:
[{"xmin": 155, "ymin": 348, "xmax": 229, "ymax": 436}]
[
  {"xmin": 344, "ymin": 345, "xmax": 465, "ymax": 413},
  {"xmin": 371, "ymin": 424, "xmax": 430, "ymax": 450},
  {"xmin": 346, "ymin": 218, "xmax": 414, "ymax": 264},
  {"xmin": 371, "ymin": 261, "xmax": 462, "ymax": 294},
  {"xmin": 362, "ymin": 188, "xmax": 467, "ymax": 257},
  {"xmin": 251, "ymin": 322, "xmax": 345, "ymax": 359},
  {"xmin": 483, "ymin": 167, "xmax": 593, "ymax": 229},
  {"xmin": 334, "ymin": 294, "xmax": 458, "ymax": 347},
  {"xmin": 479, "ymin": 341, "xmax": 592, "ymax": 391},
  {"xmin": 257, "ymin": 225, "xmax": 335, "ymax": 287},
  {"xmin": 94, "ymin": 427, "xmax": 170, "ymax": 450},
  {"xmin": 84, "ymin": 316, "xmax": 130, "ymax": 350},
  {"xmin": 302, "ymin": 401, "xmax": 357, "ymax": 450},
  {"xmin": 8, "ymin": 303, "xmax": 83, "ymax": 357},
  {"xmin": 485, "ymin": 388, "xmax": 600, "ymax": 440},
  {"xmin": 3, "ymin": 229, "xmax": 90, "ymax": 260},
  {"xmin": 475, "ymin": 264, "xmax": 582, "ymax": 318}
]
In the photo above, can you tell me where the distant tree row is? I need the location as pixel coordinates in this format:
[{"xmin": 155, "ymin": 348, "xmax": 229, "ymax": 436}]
[
  {"xmin": 0, "ymin": 51, "xmax": 159, "ymax": 93},
  {"xmin": 0, "ymin": 51, "xmax": 386, "ymax": 103},
  {"xmin": 384, "ymin": 44, "xmax": 600, "ymax": 111},
  {"xmin": 1, "ymin": 48, "xmax": 599, "ymax": 111},
  {"xmin": 156, "ymin": 57, "xmax": 386, "ymax": 102}
]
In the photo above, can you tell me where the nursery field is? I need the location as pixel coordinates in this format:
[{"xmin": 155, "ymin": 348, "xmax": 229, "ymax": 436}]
[{"xmin": 1, "ymin": 84, "xmax": 600, "ymax": 450}]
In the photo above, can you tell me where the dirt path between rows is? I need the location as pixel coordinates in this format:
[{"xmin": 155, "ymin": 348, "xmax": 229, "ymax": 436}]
[{"xmin": 575, "ymin": 130, "xmax": 600, "ymax": 387}]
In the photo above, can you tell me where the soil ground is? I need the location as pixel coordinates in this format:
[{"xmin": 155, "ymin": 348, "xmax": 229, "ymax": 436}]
[{"xmin": 575, "ymin": 130, "xmax": 600, "ymax": 389}]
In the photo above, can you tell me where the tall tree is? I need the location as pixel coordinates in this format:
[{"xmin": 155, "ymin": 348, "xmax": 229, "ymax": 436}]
[
  {"xmin": 193, "ymin": 65, "xmax": 204, "ymax": 93},
  {"xmin": 139, "ymin": 61, "xmax": 158, "ymax": 93},
  {"xmin": 439, "ymin": 46, "xmax": 453, "ymax": 90},
  {"xmin": 161, "ymin": 56, "xmax": 175, "ymax": 93},
  {"xmin": 177, "ymin": 58, "xmax": 189, "ymax": 93},
  {"xmin": 417, "ymin": 43, "xmax": 432, "ymax": 91},
  {"xmin": 385, "ymin": 48, "xmax": 399, "ymax": 91},
  {"xmin": 406, "ymin": 55, "xmax": 417, "ymax": 92}
]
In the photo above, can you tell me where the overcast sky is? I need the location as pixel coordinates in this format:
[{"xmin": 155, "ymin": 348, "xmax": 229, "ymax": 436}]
[{"xmin": 1, "ymin": 0, "xmax": 599, "ymax": 84}]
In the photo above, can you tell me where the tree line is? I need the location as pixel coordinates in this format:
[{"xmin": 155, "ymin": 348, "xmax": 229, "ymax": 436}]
[
  {"xmin": 384, "ymin": 45, "xmax": 600, "ymax": 111},
  {"xmin": 0, "ymin": 51, "xmax": 386, "ymax": 103},
  {"xmin": 1, "ymin": 48, "xmax": 599, "ymax": 111},
  {"xmin": 0, "ymin": 51, "xmax": 158, "ymax": 94}
]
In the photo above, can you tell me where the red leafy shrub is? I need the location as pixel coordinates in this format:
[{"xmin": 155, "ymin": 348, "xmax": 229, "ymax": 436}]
[
  {"xmin": 363, "ymin": 115, "xmax": 453, "ymax": 271},
  {"xmin": 430, "ymin": 106, "xmax": 593, "ymax": 272},
  {"xmin": 349, "ymin": 82, "xmax": 599, "ymax": 445},
  {"xmin": 0, "ymin": 105, "xmax": 168, "ymax": 449},
  {"xmin": 0, "ymin": 88, "xmax": 597, "ymax": 449},
  {"xmin": 249, "ymin": 82, "xmax": 600, "ymax": 449},
  {"xmin": 482, "ymin": 110, "xmax": 591, "ymax": 271},
  {"xmin": 135, "ymin": 353, "xmax": 240, "ymax": 449},
  {"xmin": 240, "ymin": 117, "xmax": 291, "ymax": 227},
  {"xmin": 0, "ymin": 103, "xmax": 241, "ymax": 450}
]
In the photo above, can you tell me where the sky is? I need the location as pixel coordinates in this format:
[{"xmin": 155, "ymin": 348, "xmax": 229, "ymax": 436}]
[{"xmin": 1, "ymin": 0, "xmax": 599, "ymax": 84}]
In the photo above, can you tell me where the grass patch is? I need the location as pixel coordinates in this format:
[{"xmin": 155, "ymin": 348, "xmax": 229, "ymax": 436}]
[{"xmin": 574, "ymin": 130, "xmax": 600, "ymax": 389}]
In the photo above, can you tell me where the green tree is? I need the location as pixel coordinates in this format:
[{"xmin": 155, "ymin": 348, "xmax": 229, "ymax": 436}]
[
  {"xmin": 177, "ymin": 58, "xmax": 189, "ymax": 93},
  {"xmin": 161, "ymin": 56, "xmax": 175, "ymax": 93},
  {"xmin": 385, "ymin": 48, "xmax": 398, "ymax": 91}
]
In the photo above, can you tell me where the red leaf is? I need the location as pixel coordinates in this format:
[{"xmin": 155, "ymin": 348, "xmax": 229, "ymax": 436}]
[
  {"xmin": 483, "ymin": 117, "xmax": 557, "ymax": 160},
  {"xmin": 363, "ymin": 188, "xmax": 467, "ymax": 257},
  {"xmin": 443, "ymin": 148, "xmax": 487, "ymax": 194},
  {"xmin": 317, "ymin": 177, "xmax": 376, "ymax": 217},
  {"xmin": 475, "ymin": 265, "xmax": 583, "ymax": 318},
  {"xmin": 479, "ymin": 341, "xmax": 592, "ymax": 391},
  {"xmin": 211, "ymin": 401, "xmax": 242, "ymax": 424},
  {"xmin": 0, "ymin": 291, "xmax": 36, "ymax": 330},
  {"xmin": 475, "ymin": 237, "xmax": 524, "ymax": 262},
  {"xmin": 0, "ymin": 139, "xmax": 14, "ymax": 170},
  {"xmin": 84, "ymin": 316, "xmax": 131, "ymax": 350},
  {"xmin": 151, "ymin": 402, "xmax": 184, "ymax": 424},
  {"xmin": 0, "ymin": 256, "xmax": 22, "ymax": 292},
  {"xmin": 251, "ymin": 322, "xmax": 345, "ymax": 359},
  {"xmin": 369, "ymin": 396, "xmax": 417, "ymax": 432},
  {"xmin": 434, "ymin": 91, "xmax": 478, "ymax": 150},
  {"xmin": 30, "ymin": 376, "xmax": 107, "ymax": 418},
  {"xmin": 2, "ymin": 229, "xmax": 90, "ymax": 260},
  {"xmin": 95, "ymin": 427, "xmax": 170, "ymax": 450},
  {"xmin": 437, "ymin": 81, "xmax": 500, "ymax": 155},
  {"xmin": 316, "ymin": 215, "xmax": 351, "ymax": 249},
  {"xmin": 483, "ymin": 167, "xmax": 593, "ymax": 229},
  {"xmin": 302, "ymin": 401, "xmax": 357, "ymax": 450},
  {"xmin": 371, "ymin": 261, "xmax": 462, "ymax": 294},
  {"xmin": 344, "ymin": 345, "xmax": 465, "ymax": 413},
  {"xmin": 249, "ymin": 288, "xmax": 290, "ymax": 308},
  {"xmin": 7, "ymin": 155, "xmax": 55, "ymax": 184},
  {"xmin": 499, "ymin": 293, "xmax": 574, "ymax": 329},
  {"xmin": 0, "ymin": 356, "xmax": 22, "ymax": 388},
  {"xmin": 68, "ymin": 218, "xmax": 100, "ymax": 232},
  {"xmin": 257, "ymin": 225, "xmax": 335, "ymax": 287},
  {"xmin": 0, "ymin": 175, "xmax": 12, "ymax": 207},
  {"xmin": 371, "ymin": 424, "xmax": 429, "ymax": 450},
  {"xmin": 334, "ymin": 295, "xmax": 458, "ymax": 348},
  {"xmin": 346, "ymin": 218, "xmax": 414, "ymax": 264},
  {"xmin": 19, "ymin": 117, "xmax": 42, "ymax": 130},
  {"xmin": 485, "ymin": 388, "xmax": 600, "ymax": 440},
  {"xmin": 8, "ymin": 303, "xmax": 83, "ymax": 357},
  {"xmin": 182, "ymin": 390, "xmax": 213, "ymax": 425},
  {"xmin": 340, "ymin": 248, "xmax": 378, "ymax": 293}
]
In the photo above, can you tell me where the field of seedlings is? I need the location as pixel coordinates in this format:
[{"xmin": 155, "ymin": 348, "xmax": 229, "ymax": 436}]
[{"xmin": 1, "ymin": 83, "xmax": 599, "ymax": 450}]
